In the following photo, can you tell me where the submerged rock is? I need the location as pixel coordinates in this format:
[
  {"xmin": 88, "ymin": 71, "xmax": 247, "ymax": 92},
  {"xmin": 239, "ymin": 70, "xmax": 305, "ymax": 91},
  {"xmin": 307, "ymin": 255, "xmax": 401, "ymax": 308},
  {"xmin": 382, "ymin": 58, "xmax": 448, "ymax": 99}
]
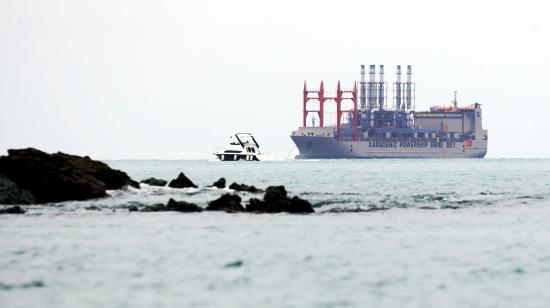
[
  {"xmin": 206, "ymin": 193, "xmax": 244, "ymax": 212},
  {"xmin": 140, "ymin": 199, "xmax": 202, "ymax": 213},
  {"xmin": 166, "ymin": 199, "xmax": 202, "ymax": 212},
  {"xmin": 0, "ymin": 280, "xmax": 44, "ymax": 290},
  {"xmin": 140, "ymin": 177, "xmax": 167, "ymax": 187},
  {"xmin": 210, "ymin": 177, "xmax": 226, "ymax": 189},
  {"xmin": 0, "ymin": 148, "xmax": 139, "ymax": 204},
  {"xmin": 0, "ymin": 205, "xmax": 26, "ymax": 214},
  {"xmin": 229, "ymin": 182, "xmax": 263, "ymax": 193},
  {"xmin": 246, "ymin": 185, "xmax": 314, "ymax": 214},
  {"xmin": 168, "ymin": 172, "xmax": 198, "ymax": 189},
  {"xmin": 224, "ymin": 260, "xmax": 244, "ymax": 268},
  {"xmin": 85, "ymin": 205, "xmax": 101, "ymax": 211},
  {"xmin": 139, "ymin": 203, "xmax": 167, "ymax": 212},
  {"xmin": 321, "ymin": 207, "xmax": 389, "ymax": 214}
]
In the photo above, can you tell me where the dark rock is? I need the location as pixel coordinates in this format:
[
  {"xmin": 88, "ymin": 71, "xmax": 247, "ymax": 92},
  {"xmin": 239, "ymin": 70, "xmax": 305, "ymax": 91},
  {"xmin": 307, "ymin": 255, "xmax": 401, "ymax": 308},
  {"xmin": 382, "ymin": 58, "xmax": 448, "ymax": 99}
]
[
  {"xmin": 0, "ymin": 148, "xmax": 138, "ymax": 203},
  {"xmin": 166, "ymin": 198, "xmax": 202, "ymax": 212},
  {"xmin": 264, "ymin": 185, "xmax": 287, "ymax": 202},
  {"xmin": 128, "ymin": 205, "xmax": 139, "ymax": 212},
  {"xmin": 128, "ymin": 180, "xmax": 140, "ymax": 189},
  {"xmin": 229, "ymin": 182, "xmax": 263, "ymax": 193},
  {"xmin": 168, "ymin": 172, "xmax": 197, "ymax": 189},
  {"xmin": 366, "ymin": 207, "xmax": 390, "ymax": 212},
  {"xmin": 0, "ymin": 175, "xmax": 36, "ymax": 204},
  {"xmin": 85, "ymin": 205, "xmax": 101, "ymax": 211},
  {"xmin": 139, "ymin": 199, "xmax": 202, "ymax": 213},
  {"xmin": 0, "ymin": 280, "xmax": 44, "ymax": 290},
  {"xmin": 140, "ymin": 177, "xmax": 167, "ymax": 187},
  {"xmin": 224, "ymin": 260, "xmax": 243, "ymax": 268},
  {"xmin": 211, "ymin": 177, "xmax": 226, "ymax": 189},
  {"xmin": 206, "ymin": 193, "xmax": 244, "ymax": 212},
  {"xmin": 288, "ymin": 196, "xmax": 315, "ymax": 213},
  {"xmin": 0, "ymin": 205, "xmax": 26, "ymax": 214},
  {"xmin": 140, "ymin": 203, "xmax": 168, "ymax": 212},
  {"xmin": 441, "ymin": 205, "xmax": 460, "ymax": 210},
  {"xmin": 321, "ymin": 207, "xmax": 389, "ymax": 213},
  {"xmin": 246, "ymin": 197, "xmax": 268, "ymax": 212},
  {"xmin": 54, "ymin": 151, "xmax": 139, "ymax": 190},
  {"xmin": 321, "ymin": 207, "xmax": 370, "ymax": 213},
  {"xmin": 246, "ymin": 186, "xmax": 314, "ymax": 214}
]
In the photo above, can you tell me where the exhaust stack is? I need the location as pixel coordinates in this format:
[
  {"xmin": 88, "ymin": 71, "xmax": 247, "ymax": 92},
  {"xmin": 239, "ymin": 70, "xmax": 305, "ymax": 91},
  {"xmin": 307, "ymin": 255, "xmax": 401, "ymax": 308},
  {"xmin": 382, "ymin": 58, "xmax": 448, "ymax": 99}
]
[
  {"xmin": 406, "ymin": 65, "xmax": 412, "ymax": 110},
  {"xmin": 378, "ymin": 65, "xmax": 385, "ymax": 110},
  {"xmin": 368, "ymin": 65, "xmax": 376, "ymax": 110},
  {"xmin": 453, "ymin": 90, "xmax": 458, "ymax": 108},
  {"xmin": 360, "ymin": 65, "xmax": 366, "ymax": 111},
  {"xmin": 395, "ymin": 65, "xmax": 402, "ymax": 110}
]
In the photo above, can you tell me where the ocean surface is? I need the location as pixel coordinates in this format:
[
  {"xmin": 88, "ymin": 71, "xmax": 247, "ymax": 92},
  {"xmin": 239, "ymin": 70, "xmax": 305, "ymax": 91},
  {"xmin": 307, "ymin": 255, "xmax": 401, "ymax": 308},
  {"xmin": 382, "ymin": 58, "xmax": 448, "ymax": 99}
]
[{"xmin": 2, "ymin": 159, "xmax": 550, "ymax": 308}]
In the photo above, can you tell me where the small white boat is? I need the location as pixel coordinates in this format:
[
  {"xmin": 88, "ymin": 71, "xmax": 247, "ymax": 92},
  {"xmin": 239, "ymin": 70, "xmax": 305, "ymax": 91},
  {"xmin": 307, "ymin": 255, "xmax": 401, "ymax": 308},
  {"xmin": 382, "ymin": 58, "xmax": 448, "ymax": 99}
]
[{"xmin": 213, "ymin": 133, "xmax": 273, "ymax": 161}]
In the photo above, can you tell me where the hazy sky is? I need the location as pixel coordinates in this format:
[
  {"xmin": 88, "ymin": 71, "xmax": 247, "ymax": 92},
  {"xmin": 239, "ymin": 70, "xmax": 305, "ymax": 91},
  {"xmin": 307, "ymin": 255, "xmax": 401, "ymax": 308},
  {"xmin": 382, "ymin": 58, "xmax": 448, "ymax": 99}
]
[{"xmin": 1, "ymin": 0, "xmax": 549, "ymax": 159}]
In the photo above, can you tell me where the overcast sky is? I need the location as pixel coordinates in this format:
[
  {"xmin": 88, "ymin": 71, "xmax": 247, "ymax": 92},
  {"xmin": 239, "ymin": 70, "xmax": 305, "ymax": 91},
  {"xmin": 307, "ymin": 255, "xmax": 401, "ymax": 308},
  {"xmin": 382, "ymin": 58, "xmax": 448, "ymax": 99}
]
[{"xmin": 1, "ymin": 0, "xmax": 549, "ymax": 159}]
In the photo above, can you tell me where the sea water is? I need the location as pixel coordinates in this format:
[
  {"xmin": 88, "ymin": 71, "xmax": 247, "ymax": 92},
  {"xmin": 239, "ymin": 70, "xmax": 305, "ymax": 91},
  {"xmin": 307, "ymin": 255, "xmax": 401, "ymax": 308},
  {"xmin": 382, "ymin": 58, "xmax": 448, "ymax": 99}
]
[{"xmin": 1, "ymin": 159, "xmax": 550, "ymax": 308}]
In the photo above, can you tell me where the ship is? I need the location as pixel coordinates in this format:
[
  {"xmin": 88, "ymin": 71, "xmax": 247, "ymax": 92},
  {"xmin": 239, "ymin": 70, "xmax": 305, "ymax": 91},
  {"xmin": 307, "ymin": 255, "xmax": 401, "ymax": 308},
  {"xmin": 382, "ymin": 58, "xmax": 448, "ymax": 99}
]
[
  {"xmin": 214, "ymin": 133, "xmax": 273, "ymax": 161},
  {"xmin": 291, "ymin": 65, "xmax": 488, "ymax": 159}
]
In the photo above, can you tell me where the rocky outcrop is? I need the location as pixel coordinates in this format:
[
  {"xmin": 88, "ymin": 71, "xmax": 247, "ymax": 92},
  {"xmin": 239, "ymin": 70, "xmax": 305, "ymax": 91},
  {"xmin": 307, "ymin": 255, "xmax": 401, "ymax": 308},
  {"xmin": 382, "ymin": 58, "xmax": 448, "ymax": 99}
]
[
  {"xmin": 0, "ymin": 175, "xmax": 36, "ymax": 204},
  {"xmin": 166, "ymin": 199, "xmax": 202, "ymax": 212},
  {"xmin": 210, "ymin": 178, "xmax": 226, "ymax": 189},
  {"xmin": 140, "ymin": 198, "xmax": 202, "ymax": 212},
  {"xmin": 206, "ymin": 193, "xmax": 244, "ymax": 212},
  {"xmin": 0, "ymin": 148, "xmax": 139, "ymax": 204},
  {"xmin": 246, "ymin": 186, "xmax": 314, "ymax": 214},
  {"xmin": 229, "ymin": 182, "xmax": 263, "ymax": 193},
  {"xmin": 140, "ymin": 177, "xmax": 167, "ymax": 187},
  {"xmin": 0, "ymin": 205, "xmax": 26, "ymax": 214},
  {"xmin": 168, "ymin": 172, "xmax": 198, "ymax": 188},
  {"xmin": 264, "ymin": 185, "xmax": 287, "ymax": 202}
]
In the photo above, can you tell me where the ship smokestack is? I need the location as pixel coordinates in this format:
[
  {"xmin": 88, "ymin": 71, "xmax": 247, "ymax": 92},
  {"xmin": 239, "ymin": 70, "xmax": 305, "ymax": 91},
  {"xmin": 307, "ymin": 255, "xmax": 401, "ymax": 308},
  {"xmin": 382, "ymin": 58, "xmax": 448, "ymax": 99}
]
[
  {"xmin": 396, "ymin": 65, "xmax": 402, "ymax": 110},
  {"xmin": 406, "ymin": 65, "xmax": 412, "ymax": 110},
  {"xmin": 453, "ymin": 90, "xmax": 458, "ymax": 108},
  {"xmin": 368, "ymin": 65, "xmax": 376, "ymax": 110},
  {"xmin": 378, "ymin": 65, "xmax": 385, "ymax": 110},
  {"xmin": 360, "ymin": 65, "xmax": 366, "ymax": 111}
]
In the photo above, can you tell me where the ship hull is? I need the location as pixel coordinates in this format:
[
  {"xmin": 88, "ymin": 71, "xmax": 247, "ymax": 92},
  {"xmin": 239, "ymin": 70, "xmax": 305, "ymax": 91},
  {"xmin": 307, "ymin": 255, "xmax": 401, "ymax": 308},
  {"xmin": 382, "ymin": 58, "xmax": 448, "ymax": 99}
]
[{"xmin": 291, "ymin": 135, "xmax": 487, "ymax": 159}]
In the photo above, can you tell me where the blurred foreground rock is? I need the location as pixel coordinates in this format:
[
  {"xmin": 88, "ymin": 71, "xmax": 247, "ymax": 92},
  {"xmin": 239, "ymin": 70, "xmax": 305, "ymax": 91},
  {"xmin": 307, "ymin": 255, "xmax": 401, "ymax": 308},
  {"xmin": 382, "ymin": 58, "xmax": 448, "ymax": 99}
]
[
  {"xmin": 0, "ymin": 175, "xmax": 36, "ymax": 204},
  {"xmin": 0, "ymin": 148, "xmax": 139, "ymax": 204},
  {"xmin": 0, "ymin": 205, "xmax": 26, "ymax": 214}
]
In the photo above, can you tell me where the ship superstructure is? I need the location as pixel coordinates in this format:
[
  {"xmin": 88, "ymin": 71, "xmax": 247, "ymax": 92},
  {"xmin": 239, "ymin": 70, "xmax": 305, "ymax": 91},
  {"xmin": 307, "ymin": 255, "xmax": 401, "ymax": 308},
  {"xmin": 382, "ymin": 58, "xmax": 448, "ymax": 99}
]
[
  {"xmin": 214, "ymin": 133, "xmax": 273, "ymax": 161},
  {"xmin": 291, "ymin": 65, "xmax": 488, "ymax": 158}
]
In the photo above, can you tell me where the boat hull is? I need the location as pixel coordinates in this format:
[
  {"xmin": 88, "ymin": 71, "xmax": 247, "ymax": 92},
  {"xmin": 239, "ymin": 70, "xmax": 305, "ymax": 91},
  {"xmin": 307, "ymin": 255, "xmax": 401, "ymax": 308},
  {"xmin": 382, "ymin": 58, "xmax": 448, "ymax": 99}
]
[
  {"xmin": 214, "ymin": 153, "xmax": 260, "ymax": 161},
  {"xmin": 291, "ymin": 135, "xmax": 487, "ymax": 159}
]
